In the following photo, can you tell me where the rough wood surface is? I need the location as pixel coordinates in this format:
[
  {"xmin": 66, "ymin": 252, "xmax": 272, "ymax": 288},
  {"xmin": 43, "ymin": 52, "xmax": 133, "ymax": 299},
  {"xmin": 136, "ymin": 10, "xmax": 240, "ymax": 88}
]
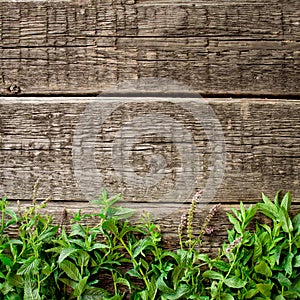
[
  {"xmin": 0, "ymin": 0, "xmax": 299, "ymax": 255},
  {"xmin": 1, "ymin": 97, "xmax": 300, "ymax": 205},
  {"xmin": 0, "ymin": 0, "xmax": 299, "ymax": 96}
]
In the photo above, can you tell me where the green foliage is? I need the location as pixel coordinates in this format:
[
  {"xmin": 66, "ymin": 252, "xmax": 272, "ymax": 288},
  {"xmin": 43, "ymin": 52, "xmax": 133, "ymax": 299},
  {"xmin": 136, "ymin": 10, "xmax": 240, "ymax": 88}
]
[
  {"xmin": 204, "ymin": 191, "xmax": 300, "ymax": 300},
  {"xmin": 0, "ymin": 186, "xmax": 299, "ymax": 299}
]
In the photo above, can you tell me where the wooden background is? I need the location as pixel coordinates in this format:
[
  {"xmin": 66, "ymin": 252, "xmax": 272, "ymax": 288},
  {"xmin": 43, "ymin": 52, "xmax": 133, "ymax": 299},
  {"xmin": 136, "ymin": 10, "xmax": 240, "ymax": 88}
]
[{"xmin": 0, "ymin": 0, "xmax": 299, "ymax": 252}]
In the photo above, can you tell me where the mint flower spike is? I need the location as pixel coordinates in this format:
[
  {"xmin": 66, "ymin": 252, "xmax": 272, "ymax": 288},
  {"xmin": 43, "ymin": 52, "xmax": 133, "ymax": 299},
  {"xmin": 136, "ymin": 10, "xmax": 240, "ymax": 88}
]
[
  {"xmin": 178, "ymin": 211, "xmax": 188, "ymax": 249},
  {"xmin": 187, "ymin": 191, "xmax": 202, "ymax": 247},
  {"xmin": 198, "ymin": 203, "xmax": 221, "ymax": 240},
  {"xmin": 225, "ymin": 236, "xmax": 243, "ymax": 254}
]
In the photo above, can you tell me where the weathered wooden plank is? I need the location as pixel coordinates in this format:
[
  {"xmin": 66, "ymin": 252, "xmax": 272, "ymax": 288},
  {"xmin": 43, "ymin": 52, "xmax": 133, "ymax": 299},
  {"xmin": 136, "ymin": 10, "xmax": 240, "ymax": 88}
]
[
  {"xmin": 0, "ymin": 1, "xmax": 299, "ymax": 95},
  {"xmin": 1, "ymin": 1, "xmax": 299, "ymax": 40},
  {"xmin": 1, "ymin": 97, "xmax": 300, "ymax": 204}
]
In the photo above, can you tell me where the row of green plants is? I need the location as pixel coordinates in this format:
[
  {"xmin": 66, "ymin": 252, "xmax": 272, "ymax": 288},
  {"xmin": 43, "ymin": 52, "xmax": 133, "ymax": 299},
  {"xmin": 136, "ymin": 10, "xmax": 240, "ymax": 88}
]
[{"xmin": 0, "ymin": 184, "xmax": 299, "ymax": 299}]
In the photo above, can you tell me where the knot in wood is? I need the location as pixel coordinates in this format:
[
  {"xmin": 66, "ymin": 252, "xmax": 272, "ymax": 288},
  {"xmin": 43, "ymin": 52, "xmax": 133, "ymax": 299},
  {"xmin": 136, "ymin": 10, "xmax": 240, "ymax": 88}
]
[{"xmin": 8, "ymin": 84, "xmax": 21, "ymax": 94}]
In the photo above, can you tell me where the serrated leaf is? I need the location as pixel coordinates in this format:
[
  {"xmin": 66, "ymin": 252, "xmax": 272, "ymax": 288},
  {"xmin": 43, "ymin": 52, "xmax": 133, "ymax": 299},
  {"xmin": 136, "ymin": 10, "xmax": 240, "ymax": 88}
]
[
  {"xmin": 245, "ymin": 288, "xmax": 259, "ymax": 299},
  {"xmin": 42, "ymin": 262, "xmax": 52, "ymax": 276},
  {"xmin": 211, "ymin": 281, "xmax": 218, "ymax": 298},
  {"xmin": 24, "ymin": 280, "xmax": 40, "ymax": 300},
  {"xmin": 253, "ymin": 234, "xmax": 262, "ymax": 262},
  {"xmin": 221, "ymin": 293, "xmax": 235, "ymax": 300},
  {"xmin": 116, "ymin": 277, "xmax": 131, "ymax": 291},
  {"xmin": 133, "ymin": 239, "xmax": 153, "ymax": 258},
  {"xmin": 126, "ymin": 269, "xmax": 143, "ymax": 280},
  {"xmin": 112, "ymin": 207, "xmax": 135, "ymax": 220},
  {"xmin": 70, "ymin": 223, "xmax": 86, "ymax": 238},
  {"xmin": 212, "ymin": 260, "xmax": 231, "ymax": 272},
  {"xmin": 77, "ymin": 250, "xmax": 90, "ymax": 267},
  {"xmin": 292, "ymin": 214, "xmax": 300, "ymax": 233},
  {"xmin": 106, "ymin": 193, "xmax": 122, "ymax": 207},
  {"xmin": 281, "ymin": 192, "xmax": 292, "ymax": 212},
  {"xmin": 59, "ymin": 278, "xmax": 77, "ymax": 289},
  {"xmin": 7, "ymin": 274, "xmax": 23, "ymax": 288},
  {"xmin": 3, "ymin": 292, "xmax": 21, "ymax": 300},
  {"xmin": 148, "ymin": 275, "xmax": 157, "ymax": 300},
  {"xmin": 197, "ymin": 254, "xmax": 211, "ymax": 263},
  {"xmin": 202, "ymin": 270, "xmax": 224, "ymax": 280},
  {"xmin": 73, "ymin": 276, "xmax": 88, "ymax": 297},
  {"xmin": 258, "ymin": 193, "xmax": 279, "ymax": 219},
  {"xmin": 58, "ymin": 247, "xmax": 78, "ymax": 263},
  {"xmin": 294, "ymin": 255, "xmax": 300, "ymax": 267},
  {"xmin": 254, "ymin": 261, "xmax": 272, "ymax": 277},
  {"xmin": 60, "ymin": 260, "xmax": 81, "ymax": 281},
  {"xmin": 245, "ymin": 204, "xmax": 258, "ymax": 226},
  {"xmin": 156, "ymin": 275, "xmax": 174, "ymax": 294},
  {"xmin": 258, "ymin": 231, "xmax": 269, "ymax": 246},
  {"xmin": 5, "ymin": 208, "xmax": 18, "ymax": 221},
  {"xmin": 82, "ymin": 287, "xmax": 110, "ymax": 298},
  {"xmin": 260, "ymin": 223, "xmax": 272, "ymax": 236},
  {"xmin": 283, "ymin": 252, "xmax": 294, "ymax": 275},
  {"xmin": 273, "ymin": 245, "xmax": 282, "ymax": 265},
  {"xmin": 224, "ymin": 276, "xmax": 246, "ymax": 288},
  {"xmin": 256, "ymin": 283, "xmax": 273, "ymax": 297},
  {"xmin": 276, "ymin": 272, "xmax": 292, "ymax": 287},
  {"xmin": 226, "ymin": 213, "xmax": 242, "ymax": 234},
  {"xmin": 17, "ymin": 257, "xmax": 40, "ymax": 276},
  {"xmin": 162, "ymin": 284, "xmax": 190, "ymax": 300},
  {"xmin": 279, "ymin": 207, "xmax": 293, "ymax": 233},
  {"xmin": 240, "ymin": 202, "xmax": 246, "ymax": 221},
  {"xmin": 102, "ymin": 219, "xmax": 119, "ymax": 235},
  {"xmin": 268, "ymin": 255, "xmax": 277, "ymax": 268},
  {"xmin": 231, "ymin": 208, "xmax": 242, "ymax": 222},
  {"xmin": 69, "ymin": 238, "xmax": 86, "ymax": 249},
  {"xmin": 89, "ymin": 243, "xmax": 109, "ymax": 251},
  {"xmin": 38, "ymin": 226, "xmax": 58, "ymax": 241},
  {"xmin": 172, "ymin": 265, "xmax": 185, "ymax": 288},
  {"xmin": 242, "ymin": 248, "xmax": 253, "ymax": 265},
  {"xmin": 139, "ymin": 258, "xmax": 149, "ymax": 271},
  {"xmin": 0, "ymin": 254, "xmax": 13, "ymax": 267},
  {"xmin": 138, "ymin": 290, "xmax": 148, "ymax": 300},
  {"xmin": 1, "ymin": 281, "xmax": 13, "ymax": 295}
]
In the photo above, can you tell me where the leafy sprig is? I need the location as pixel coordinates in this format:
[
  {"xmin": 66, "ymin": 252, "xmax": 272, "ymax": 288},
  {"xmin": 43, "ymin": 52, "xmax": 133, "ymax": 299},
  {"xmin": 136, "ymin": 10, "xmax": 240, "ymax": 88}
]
[{"xmin": 0, "ymin": 187, "xmax": 299, "ymax": 299}]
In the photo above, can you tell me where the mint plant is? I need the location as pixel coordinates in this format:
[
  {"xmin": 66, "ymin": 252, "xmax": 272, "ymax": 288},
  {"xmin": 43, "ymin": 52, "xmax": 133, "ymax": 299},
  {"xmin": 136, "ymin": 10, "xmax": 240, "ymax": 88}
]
[
  {"xmin": 0, "ymin": 185, "xmax": 299, "ymax": 299},
  {"xmin": 204, "ymin": 192, "xmax": 300, "ymax": 300},
  {"xmin": 0, "ymin": 181, "xmax": 59, "ymax": 300}
]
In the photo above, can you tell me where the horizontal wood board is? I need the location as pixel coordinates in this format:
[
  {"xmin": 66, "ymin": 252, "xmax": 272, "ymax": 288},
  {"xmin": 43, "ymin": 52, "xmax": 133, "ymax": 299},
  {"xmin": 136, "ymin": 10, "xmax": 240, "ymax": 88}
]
[
  {"xmin": 0, "ymin": 0, "xmax": 299, "ymax": 96},
  {"xmin": 1, "ymin": 97, "xmax": 300, "ymax": 205}
]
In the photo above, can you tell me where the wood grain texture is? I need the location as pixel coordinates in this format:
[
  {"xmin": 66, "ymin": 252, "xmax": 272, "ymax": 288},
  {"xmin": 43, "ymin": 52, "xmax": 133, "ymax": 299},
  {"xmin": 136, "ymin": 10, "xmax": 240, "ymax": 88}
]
[
  {"xmin": 0, "ymin": 0, "xmax": 299, "ymax": 255},
  {"xmin": 1, "ymin": 97, "xmax": 300, "ymax": 206},
  {"xmin": 0, "ymin": 0, "xmax": 299, "ymax": 95}
]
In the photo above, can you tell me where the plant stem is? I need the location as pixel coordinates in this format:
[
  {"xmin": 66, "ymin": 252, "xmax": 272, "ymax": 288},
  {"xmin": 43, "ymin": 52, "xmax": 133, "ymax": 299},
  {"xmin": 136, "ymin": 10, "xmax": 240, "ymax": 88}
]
[{"xmin": 118, "ymin": 237, "xmax": 150, "ymax": 290}]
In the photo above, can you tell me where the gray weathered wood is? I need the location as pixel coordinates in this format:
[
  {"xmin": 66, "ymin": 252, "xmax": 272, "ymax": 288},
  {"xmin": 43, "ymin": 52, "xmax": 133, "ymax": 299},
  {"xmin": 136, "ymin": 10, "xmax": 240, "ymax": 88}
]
[
  {"xmin": 0, "ymin": 0, "xmax": 299, "ymax": 95},
  {"xmin": 1, "ymin": 97, "xmax": 300, "ymax": 205},
  {"xmin": 0, "ymin": 0, "xmax": 299, "ymax": 256}
]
